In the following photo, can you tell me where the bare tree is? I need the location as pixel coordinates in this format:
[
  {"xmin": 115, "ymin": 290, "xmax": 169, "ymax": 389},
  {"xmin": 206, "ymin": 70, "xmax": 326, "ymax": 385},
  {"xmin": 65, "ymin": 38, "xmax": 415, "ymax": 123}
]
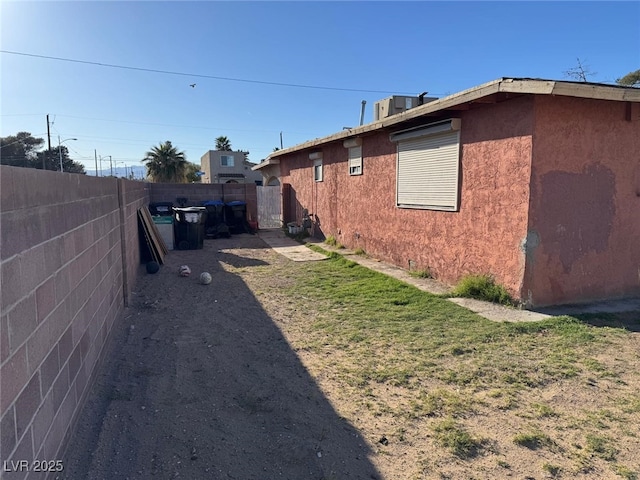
[{"xmin": 564, "ymin": 58, "xmax": 596, "ymax": 82}]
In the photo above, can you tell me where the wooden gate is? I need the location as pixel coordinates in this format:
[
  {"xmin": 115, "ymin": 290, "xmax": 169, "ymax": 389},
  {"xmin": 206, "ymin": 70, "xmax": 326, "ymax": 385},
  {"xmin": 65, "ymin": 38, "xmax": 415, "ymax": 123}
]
[{"xmin": 257, "ymin": 186, "xmax": 282, "ymax": 228}]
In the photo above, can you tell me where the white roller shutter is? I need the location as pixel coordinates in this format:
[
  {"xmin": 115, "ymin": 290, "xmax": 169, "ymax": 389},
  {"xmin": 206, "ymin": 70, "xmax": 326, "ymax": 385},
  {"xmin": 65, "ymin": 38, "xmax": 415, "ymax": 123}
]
[
  {"xmin": 348, "ymin": 145, "xmax": 362, "ymax": 175},
  {"xmin": 396, "ymin": 130, "xmax": 460, "ymax": 211}
]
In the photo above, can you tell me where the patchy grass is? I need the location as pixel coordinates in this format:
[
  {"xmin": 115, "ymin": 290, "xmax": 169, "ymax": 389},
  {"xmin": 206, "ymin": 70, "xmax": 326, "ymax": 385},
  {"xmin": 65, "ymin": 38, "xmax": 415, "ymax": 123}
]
[
  {"xmin": 431, "ymin": 418, "xmax": 483, "ymax": 457},
  {"xmin": 289, "ymin": 249, "xmax": 620, "ymax": 397},
  {"xmin": 450, "ymin": 274, "xmax": 514, "ymax": 305},
  {"xmin": 408, "ymin": 268, "xmax": 432, "ymax": 279},
  {"xmin": 324, "ymin": 235, "xmax": 338, "ymax": 247},
  {"xmin": 542, "ymin": 463, "xmax": 562, "ymax": 477},
  {"xmin": 585, "ymin": 433, "xmax": 618, "ymax": 461},
  {"xmin": 513, "ymin": 430, "xmax": 556, "ymax": 450},
  {"xmin": 241, "ymin": 245, "xmax": 640, "ymax": 479},
  {"xmin": 614, "ymin": 464, "xmax": 638, "ymax": 479}
]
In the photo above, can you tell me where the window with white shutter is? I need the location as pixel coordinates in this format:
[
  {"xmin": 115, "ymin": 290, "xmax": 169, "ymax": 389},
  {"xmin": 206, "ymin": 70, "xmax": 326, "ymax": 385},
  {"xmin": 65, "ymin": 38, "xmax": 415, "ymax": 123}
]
[
  {"xmin": 391, "ymin": 119, "xmax": 461, "ymax": 211},
  {"xmin": 348, "ymin": 145, "xmax": 362, "ymax": 175},
  {"xmin": 313, "ymin": 159, "xmax": 323, "ymax": 182}
]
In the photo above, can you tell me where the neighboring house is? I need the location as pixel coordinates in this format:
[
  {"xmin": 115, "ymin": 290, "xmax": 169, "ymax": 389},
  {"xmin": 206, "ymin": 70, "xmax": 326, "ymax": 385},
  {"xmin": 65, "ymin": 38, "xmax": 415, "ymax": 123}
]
[
  {"xmin": 254, "ymin": 78, "xmax": 640, "ymax": 308},
  {"xmin": 200, "ymin": 150, "xmax": 263, "ymax": 184}
]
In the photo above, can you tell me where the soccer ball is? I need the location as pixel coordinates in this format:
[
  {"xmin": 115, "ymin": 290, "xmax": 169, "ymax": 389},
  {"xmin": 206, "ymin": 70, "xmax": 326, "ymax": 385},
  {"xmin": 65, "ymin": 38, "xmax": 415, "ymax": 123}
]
[
  {"xmin": 146, "ymin": 261, "xmax": 160, "ymax": 274},
  {"xmin": 199, "ymin": 272, "xmax": 212, "ymax": 285}
]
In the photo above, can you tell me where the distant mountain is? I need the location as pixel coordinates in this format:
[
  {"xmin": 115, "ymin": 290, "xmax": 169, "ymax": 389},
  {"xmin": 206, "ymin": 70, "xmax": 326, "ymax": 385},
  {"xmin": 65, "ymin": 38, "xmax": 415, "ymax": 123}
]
[{"xmin": 85, "ymin": 166, "xmax": 147, "ymax": 179}]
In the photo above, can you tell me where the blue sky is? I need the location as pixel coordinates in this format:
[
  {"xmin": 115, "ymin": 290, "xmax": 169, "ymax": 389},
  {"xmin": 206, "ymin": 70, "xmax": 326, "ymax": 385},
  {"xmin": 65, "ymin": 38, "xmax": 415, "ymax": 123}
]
[{"xmin": 1, "ymin": 1, "xmax": 638, "ymax": 174}]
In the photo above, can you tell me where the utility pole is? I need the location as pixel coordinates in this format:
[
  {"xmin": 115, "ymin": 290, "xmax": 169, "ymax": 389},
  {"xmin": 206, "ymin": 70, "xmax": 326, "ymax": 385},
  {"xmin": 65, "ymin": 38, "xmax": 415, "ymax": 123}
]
[
  {"xmin": 94, "ymin": 150, "xmax": 98, "ymax": 176},
  {"xmin": 45, "ymin": 114, "xmax": 52, "ymax": 170}
]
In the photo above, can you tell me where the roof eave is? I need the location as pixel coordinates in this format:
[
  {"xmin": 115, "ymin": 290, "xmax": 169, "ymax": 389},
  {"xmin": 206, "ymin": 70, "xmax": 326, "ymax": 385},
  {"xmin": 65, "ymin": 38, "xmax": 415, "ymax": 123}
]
[
  {"xmin": 268, "ymin": 77, "xmax": 640, "ymax": 158},
  {"xmin": 252, "ymin": 158, "xmax": 280, "ymax": 171}
]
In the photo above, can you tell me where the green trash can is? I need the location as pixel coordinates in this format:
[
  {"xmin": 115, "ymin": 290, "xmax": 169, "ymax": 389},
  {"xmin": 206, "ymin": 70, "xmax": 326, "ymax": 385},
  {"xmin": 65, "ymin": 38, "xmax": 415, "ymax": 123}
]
[{"xmin": 152, "ymin": 215, "xmax": 174, "ymax": 250}]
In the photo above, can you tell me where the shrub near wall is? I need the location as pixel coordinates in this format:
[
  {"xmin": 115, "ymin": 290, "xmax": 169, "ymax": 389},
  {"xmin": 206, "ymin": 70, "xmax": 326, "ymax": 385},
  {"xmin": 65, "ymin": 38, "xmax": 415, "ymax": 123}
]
[{"xmin": 0, "ymin": 166, "xmax": 148, "ymax": 479}]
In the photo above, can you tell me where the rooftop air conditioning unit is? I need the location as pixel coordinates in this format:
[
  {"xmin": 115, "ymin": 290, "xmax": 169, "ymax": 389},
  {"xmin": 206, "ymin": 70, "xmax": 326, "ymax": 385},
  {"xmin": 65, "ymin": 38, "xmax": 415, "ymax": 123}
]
[{"xmin": 374, "ymin": 95, "xmax": 438, "ymax": 121}]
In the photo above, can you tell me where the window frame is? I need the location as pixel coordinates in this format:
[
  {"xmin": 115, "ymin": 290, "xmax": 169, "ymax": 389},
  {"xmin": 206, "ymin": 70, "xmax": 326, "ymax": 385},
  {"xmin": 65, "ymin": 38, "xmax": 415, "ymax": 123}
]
[
  {"xmin": 348, "ymin": 145, "xmax": 363, "ymax": 176},
  {"xmin": 220, "ymin": 155, "xmax": 235, "ymax": 167},
  {"xmin": 313, "ymin": 159, "xmax": 323, "ymax": 182},
  {"xmin": 391, "ymin": 119, "xmax": 461, "ymax": 211}
]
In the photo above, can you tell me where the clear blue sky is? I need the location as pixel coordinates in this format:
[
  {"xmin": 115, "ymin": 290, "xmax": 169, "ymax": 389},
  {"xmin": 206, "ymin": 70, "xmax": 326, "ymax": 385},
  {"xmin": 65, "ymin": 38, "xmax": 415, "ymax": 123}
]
[{"xmin": 1, "ymin": 1, "xmax": 638, "ymax": 174}]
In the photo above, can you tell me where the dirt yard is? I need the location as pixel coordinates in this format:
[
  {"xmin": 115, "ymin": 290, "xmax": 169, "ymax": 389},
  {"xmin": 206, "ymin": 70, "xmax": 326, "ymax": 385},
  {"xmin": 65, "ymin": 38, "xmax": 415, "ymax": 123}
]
[
  {"xmin": 60, "ymin": 234, "xmax": 380, "ymax": 479},
  {"xmin": 60, "ymin": 233, "xmax": 640, "ymax": 480}
]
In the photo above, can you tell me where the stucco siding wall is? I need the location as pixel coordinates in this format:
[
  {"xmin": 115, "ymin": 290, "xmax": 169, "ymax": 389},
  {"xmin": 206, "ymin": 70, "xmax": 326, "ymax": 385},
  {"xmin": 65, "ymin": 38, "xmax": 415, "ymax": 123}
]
[
  {"xmin": 524, "ymin": 96, "xmax": 640, "ymax": 306},
  {"xmin": 280, "ymin": 97, "xmax": 534, "ymax": 296},
  {"xmin": 0, "ymin": 166, "xmax": 149, "ymax": 478},
  {"xmin": 200, "ymin": 151, "xmax": 262, "ymax": 184}
]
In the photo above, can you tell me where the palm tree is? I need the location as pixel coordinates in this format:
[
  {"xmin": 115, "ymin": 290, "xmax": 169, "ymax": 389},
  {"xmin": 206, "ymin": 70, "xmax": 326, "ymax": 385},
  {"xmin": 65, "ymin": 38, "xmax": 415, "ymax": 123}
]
[
  {"xmin": 215, "ymin": 136, "xmax": 232, "ymax": 151},
  {"xmin": 142, "ymin": 141, "xmax": 188, "ymax": 183}
]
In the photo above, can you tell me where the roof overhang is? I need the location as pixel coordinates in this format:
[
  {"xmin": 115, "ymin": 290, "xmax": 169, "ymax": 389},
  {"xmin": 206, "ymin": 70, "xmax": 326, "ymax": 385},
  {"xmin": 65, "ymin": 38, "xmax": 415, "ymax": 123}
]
[
  {"xmin": 252, "ymin": 158, "xmax": 280, "ymax": 171},
  {"xmin": 265, "ymin": 77, "xmax": 640, "ymax": 160}
]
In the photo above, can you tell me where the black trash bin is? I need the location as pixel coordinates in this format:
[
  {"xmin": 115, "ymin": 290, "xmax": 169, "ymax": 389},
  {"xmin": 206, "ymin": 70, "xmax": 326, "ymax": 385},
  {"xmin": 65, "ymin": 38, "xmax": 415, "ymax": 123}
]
[
  {"xmin": 224, "ymin": 201, "xmax": 248, "ymax": 234},
  {"xmin": 149, "ymin": 202, "xmax": 173, "ymax": 216},
  {"xmin": 203, "ymin": 200, "xmax": 230, "ymax": 238},
  {"xmin": 173, "ymin": 207, "xmax": 207, "ymax": 250}
]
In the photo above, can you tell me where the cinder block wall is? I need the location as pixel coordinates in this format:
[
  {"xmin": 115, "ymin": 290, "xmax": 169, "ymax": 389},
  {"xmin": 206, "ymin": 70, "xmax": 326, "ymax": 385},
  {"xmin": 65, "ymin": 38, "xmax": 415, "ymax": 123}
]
[
  {"xmin": 148, "ymin": 183, "xmax": 258, "ymax": 224},
  {"xmin": 118, "ymin": 179, "xmax": 150, "ymax": 306},
  {"xmin": 0, "ymin": 166, "xmax": 149, "ymax": 478}
]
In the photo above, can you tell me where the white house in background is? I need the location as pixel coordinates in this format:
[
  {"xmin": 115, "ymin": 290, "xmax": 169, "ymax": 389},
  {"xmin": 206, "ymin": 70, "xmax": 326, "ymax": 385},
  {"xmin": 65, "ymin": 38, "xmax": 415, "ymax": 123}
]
[{"xmin": 200, "ymin": 150, "xmax": 263, "ymax": 184}]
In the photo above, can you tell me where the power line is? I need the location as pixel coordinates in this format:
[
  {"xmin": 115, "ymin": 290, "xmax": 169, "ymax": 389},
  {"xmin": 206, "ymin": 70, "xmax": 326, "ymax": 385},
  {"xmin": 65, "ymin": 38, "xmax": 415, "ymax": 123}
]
[{"xmin": 0, "ymin": 49, "xmax": 418, "ymax": 95}]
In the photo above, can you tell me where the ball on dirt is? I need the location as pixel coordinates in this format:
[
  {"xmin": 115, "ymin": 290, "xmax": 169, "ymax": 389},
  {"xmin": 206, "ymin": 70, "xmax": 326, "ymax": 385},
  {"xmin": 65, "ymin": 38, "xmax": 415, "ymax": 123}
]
[
  {"xmin": 146, "ymin": 261, "xmax": 160, "ymax": 274},
  {"xmin": 199, "ymin": 272, "xmax": 212, "ymax": 285}
]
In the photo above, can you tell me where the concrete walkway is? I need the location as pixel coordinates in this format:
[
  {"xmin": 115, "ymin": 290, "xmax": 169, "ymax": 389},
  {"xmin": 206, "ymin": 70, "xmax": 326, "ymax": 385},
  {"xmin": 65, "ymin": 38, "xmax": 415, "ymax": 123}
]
[
  {"xmin": 258, "ymin": 229, "xmax": 640, "ymax": 323},
  {"xmin": 257, "ymin": 229, "xmax": 328, "ymax": 262},
  {"xmin": 258, "ymin": 229, "xmax": 552, "ymax": 323}
]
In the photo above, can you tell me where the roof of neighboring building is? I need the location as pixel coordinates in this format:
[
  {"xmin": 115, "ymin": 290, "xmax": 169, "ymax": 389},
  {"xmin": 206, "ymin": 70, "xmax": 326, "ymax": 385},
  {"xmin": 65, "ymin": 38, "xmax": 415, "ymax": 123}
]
[{"xmin": 254, "ymin": 77, "xmax": 640, "ymax": 170}]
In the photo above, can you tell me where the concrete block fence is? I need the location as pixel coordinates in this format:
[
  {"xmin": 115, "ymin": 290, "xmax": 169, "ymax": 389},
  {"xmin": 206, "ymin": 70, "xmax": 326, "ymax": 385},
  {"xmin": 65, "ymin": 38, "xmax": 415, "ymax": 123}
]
[
  {"xmin": 0, "ymin": 167, "xmax": 148, "ymax": 479},
  {"xmin": 148, "ymin": 182, "xmax": 258, "ymax": 224},
  {"xmin": 0, "ymin": 168, "xmax": 259, "ymax": 478}
]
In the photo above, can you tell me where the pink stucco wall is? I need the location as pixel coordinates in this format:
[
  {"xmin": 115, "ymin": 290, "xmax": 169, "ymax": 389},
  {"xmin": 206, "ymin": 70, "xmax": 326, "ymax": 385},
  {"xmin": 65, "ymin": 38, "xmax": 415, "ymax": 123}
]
[
  {"xmin": 280, "ymin": 96, "xmax": 535, "ymax": 297},
  {"xmin": 523, "ymin": 96, "xmax": 640, "ymax": 306}
]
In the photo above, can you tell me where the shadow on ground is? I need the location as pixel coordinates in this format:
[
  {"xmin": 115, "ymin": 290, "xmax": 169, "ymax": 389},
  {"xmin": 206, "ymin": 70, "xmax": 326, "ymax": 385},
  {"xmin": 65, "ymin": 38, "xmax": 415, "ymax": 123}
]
[
  {"xmin": 536, "ymin": 299, "xmax": 640, "ymax": 332},
  {"xmin": 60, "ymin": 235, "xmax": 380, "ymax": 479},
  {"xmin": 572, "ymin": 311, "xmax": 640, "ymax": 332}
]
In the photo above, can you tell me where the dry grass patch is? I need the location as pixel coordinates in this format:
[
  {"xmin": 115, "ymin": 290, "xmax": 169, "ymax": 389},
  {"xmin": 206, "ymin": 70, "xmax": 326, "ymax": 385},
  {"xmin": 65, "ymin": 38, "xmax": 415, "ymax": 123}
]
[{"xmin": 237, "ymin": 246, "xmax": 640, "ymax": 479}]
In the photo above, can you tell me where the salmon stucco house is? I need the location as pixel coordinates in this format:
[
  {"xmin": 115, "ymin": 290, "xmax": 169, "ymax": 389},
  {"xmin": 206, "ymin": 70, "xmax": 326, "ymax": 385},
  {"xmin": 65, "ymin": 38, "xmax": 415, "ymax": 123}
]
[{"xmin": 254, "ymin": 78, "xmax": 640, "ymax": 308}]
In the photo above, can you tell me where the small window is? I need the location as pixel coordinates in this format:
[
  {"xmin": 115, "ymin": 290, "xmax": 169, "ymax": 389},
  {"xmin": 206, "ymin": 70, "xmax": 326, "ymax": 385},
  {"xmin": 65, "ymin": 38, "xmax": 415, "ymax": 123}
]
[
  {"xmin": 348, "ymin": 145, "xmax": 362, "ymax": 176},
  {"xmin": 313, "ymin": 159, "xmax": 323, "ymax": 182},
  {"xmin": 221, "ymin": 155, "xmax": 234, "ymax": 167}
]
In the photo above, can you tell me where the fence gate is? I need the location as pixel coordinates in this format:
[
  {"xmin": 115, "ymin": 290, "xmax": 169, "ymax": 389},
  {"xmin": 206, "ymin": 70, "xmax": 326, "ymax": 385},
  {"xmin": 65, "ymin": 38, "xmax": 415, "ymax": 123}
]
[{"xmin": 256, "ymin": 186, "xmax": 282, "ymax": 228}]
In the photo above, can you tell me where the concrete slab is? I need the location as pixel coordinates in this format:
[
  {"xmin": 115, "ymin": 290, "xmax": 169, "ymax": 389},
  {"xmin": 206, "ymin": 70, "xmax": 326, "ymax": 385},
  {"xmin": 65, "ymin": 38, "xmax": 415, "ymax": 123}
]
[
  {"xmin": 258, "ymin": 229, "xmax": 327, "ymax": 262},
  {"xmin": 449, "ymin": 298, "xmax": 552, "ymax": 322}
]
